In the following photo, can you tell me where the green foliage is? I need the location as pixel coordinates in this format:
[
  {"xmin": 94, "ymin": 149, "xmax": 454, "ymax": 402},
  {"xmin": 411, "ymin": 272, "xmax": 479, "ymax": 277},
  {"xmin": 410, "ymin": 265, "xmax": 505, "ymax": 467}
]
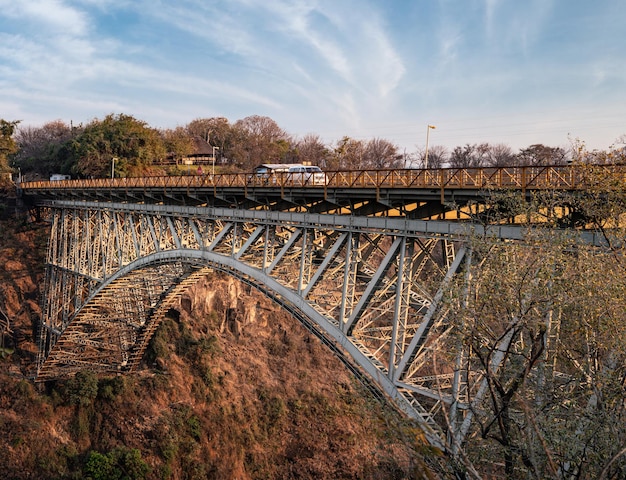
[
  {"xmin": 187, "ymin": 415, "xmax": 202, "ymax": 441},
  {"xmin": 151, "ymin": 404, "xmax": 208, "ymax": 475},
  {"xmin": 85, "ymin": 451, "xmax": 114, "ymax": 480},
  {"xmin": 197, "ymin": 335, "xmax": 219, "ymax": 355},
  {"xmin": 175, "ymin": 322, "xmax": 200, "ymax": 356},
  {"xmin": 66, "ymin": 370, "xmax": 99, "ymax": 407},
  {"xmin": 73, "ymin": 406, "xmax": 91, "ymax": 439},
  {"xmin": 161, "ymin": 126, "xmax": 195, "ymax": 161},
  {"xmin": 69, "ymin": 113, "xmax": 167, "ymax": 178},
  {"xmin": 98, "ymin": 375, "xmax": 127, "ymax": 402},
  {"xmin": 84, "ymin": 447, "xmax": 150, "ymax": 480},
  {"xmin": 35, "ymin": 443, "xmax": 80, "ymax": 478},
  {"xmin": 257, "ymin": 388, "xmax": 285, "ymax": 429},
  {"xmin": 181, "ymin": 331, "xmax": 222, "ymax": 400},
  {"xmin": 116, "ymin": 448, "xmax": 150, "ymax": 479},
  {"xmin": 157, "ymin": 432, "xmax": 179, "ymax": 463},
  {"xmin": 145, "ymin": 318, "xmax": 177, "ymax": 365}
]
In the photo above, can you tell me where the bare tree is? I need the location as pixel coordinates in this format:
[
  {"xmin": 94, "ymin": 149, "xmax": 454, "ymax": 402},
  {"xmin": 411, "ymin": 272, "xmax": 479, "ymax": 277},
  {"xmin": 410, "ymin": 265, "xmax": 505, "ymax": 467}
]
[
  {"xmin": 186, "ymin": 117, "xmax": 234, "ymax": 164},
  {"xmin": 616, "ymin": 134, "xmax": 626, "ymax": 144},
  {"xmin": 442, "ymin": 177, "xmax": 626, "ymax": 478},
  {"xmin": 231, "ymin": 115, "xmax": 291, "ymax": 170},
  {"xmin": 486, "ymin": 143, "xmax": 516, "ymax": 167},
  {"xmin": 13, "ymin": 120, "xmax": 75, "ymax": 175},
  {"xmin": 186, "ymin": 117, "xmax": 231, "ymax": 145},
  {"xmin": 516, "ymin": 144, "xmax": 567, "ymax": 166},
  {"xmin": 569, "ymin": 137, "xmax": 626, "ymax": 165},
  {"xmin": 361, "ymin": 138, "xmax": 402, "ymax": 169},
  {"xmin": 415, "ymin": 145, "xmax": 448, "ymax": 169},
  {"xmin": 293, "ymin": 134, "xmax": 329, "ymax": 167},
  {"xmin": 448, "ymin": 143, "xmax": 490, "ymax": 168},
  {"xmin": 328, "ymin": 137, "xmax": 365, "ymax": 170}
]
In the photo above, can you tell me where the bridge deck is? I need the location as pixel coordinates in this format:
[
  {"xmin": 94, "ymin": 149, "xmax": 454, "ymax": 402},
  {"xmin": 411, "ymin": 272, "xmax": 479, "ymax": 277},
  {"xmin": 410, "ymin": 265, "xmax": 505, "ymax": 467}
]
[{"xmin": 18, "ymin": 164, "xmax": 625, "ymax": 218}]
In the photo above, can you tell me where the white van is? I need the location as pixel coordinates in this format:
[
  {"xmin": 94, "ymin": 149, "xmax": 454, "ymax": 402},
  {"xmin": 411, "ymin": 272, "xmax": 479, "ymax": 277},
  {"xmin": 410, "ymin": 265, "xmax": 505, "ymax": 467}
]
[
  {"xmin": 50, "ymin": 174, "xmax": 71, "ymax": 181},
  {"xmin": 287, "ymin": 165, "xmax": 327, "ymax": 185}
]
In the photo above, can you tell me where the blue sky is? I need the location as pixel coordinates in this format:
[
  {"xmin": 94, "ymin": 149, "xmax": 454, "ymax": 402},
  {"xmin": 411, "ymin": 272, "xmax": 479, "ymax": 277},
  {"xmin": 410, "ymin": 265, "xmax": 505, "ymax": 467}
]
[{"xmin": 1, "ymin": 0, "xmax": 624, "ymax": 154}]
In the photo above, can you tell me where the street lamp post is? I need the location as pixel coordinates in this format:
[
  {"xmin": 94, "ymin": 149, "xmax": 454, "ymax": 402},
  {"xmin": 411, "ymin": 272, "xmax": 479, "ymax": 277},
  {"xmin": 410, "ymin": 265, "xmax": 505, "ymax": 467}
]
[
  {"xmin": 111, "ymin": 157, "xmax": 117, "ymax": 179},
  {"xmin": 212, "ymin": 146, "xmax": 219, "ymax": 176},
  {"xmin": 424, "ymin": 125, "xmax": 436, "ymax": 169}
]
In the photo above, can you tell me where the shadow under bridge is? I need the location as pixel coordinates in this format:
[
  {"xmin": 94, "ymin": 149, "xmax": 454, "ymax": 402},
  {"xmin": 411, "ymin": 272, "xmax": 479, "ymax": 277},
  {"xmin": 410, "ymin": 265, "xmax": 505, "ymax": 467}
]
[{"xmin": 37, "ymin": 200, "xmax": 532, "ymax": 447}]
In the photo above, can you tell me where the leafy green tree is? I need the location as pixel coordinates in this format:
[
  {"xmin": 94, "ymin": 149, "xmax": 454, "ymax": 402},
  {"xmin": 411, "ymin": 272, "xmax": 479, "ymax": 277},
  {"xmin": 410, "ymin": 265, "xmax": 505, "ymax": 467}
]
[
  {"xmin": 85, "ymin": 451, "xmax": 115, "ymax": 480},
  {"xmin": 84, "ymin": 447, "xmax": 149, "ymax": 480},
  {"xmin": 66, "ymin": 370, "xmax": 99, "ymax": 407},
  {"xmin": 69, "ymin": 114, "xmax": 166, "ymax": 178},
  {"xmin": 160, "ymin": 126, "xmax": 195, "ymax": 164}
]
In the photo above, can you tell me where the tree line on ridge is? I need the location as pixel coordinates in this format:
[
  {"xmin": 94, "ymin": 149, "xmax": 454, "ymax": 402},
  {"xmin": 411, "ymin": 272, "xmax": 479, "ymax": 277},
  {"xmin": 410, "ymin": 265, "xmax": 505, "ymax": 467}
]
[{"xmin": 0, "ymin": 113, "xmax": 625, "ymax": 180}]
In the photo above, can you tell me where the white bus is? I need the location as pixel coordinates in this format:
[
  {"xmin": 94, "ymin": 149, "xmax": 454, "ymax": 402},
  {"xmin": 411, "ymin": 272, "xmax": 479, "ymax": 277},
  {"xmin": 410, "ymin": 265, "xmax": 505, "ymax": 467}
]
[{"xmin": 251, "ymin": 164, "xmax": 326, "ymax": 185}]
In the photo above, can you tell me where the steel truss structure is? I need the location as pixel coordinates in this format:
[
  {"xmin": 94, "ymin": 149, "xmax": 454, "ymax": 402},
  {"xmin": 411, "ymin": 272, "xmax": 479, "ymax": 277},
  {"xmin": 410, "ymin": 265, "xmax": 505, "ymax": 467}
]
[{"xmin": 35, "ymin": 200, "xmax": 602, "ymax": 448}]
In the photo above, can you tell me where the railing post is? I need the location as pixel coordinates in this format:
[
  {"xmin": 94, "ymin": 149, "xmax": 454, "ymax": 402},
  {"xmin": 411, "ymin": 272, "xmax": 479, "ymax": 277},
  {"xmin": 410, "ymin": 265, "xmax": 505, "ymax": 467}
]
[
  {"xmin": 440, "ymin": 169, "xmax": 445, "ymax": 206},
  {"xmin": 376, "ymin": 170, "xmax": 380, "ymax": 202}
]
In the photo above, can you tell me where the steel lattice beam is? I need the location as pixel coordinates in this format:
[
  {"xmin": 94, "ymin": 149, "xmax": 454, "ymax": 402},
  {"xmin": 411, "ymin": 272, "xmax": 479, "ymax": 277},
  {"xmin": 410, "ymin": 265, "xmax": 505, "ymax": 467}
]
[{"xmin": 35, "ymin": 200, "xmax": 603, "ymax": 449}]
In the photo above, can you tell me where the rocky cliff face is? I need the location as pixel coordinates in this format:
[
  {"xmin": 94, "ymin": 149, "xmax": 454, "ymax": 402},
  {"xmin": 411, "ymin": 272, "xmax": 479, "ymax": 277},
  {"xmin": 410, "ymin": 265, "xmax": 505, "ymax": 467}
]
[
  {"xmin": 0, "ymin": 215, "xmax": 447, "ymax": 479},
  {"xmin": 0, "ymin": 215, "xmax": 46, "ymax": 370}
]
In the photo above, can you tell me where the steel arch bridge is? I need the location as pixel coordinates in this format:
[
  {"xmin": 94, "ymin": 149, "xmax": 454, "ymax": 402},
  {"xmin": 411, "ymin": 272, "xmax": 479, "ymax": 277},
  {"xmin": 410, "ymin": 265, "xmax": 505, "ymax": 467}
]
[
  {"xmin": 24, "ymin": 161, "xmax": 618, "ymax": 450},
  {"xmin": 33, "ymin": 195, "xmax": 606, "ymax": 449}
]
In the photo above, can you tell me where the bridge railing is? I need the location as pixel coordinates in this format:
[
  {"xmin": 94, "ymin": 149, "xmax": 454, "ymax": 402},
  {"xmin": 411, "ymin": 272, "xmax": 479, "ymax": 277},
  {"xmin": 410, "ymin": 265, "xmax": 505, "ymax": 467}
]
[{"xmin": 18, "ymin": 163, "xmax": 626, "ymax": 192}]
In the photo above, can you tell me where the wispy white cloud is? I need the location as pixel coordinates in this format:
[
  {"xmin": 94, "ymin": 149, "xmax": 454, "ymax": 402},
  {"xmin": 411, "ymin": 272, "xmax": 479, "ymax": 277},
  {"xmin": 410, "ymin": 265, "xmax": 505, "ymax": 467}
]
[
  {"xmin": 0, "ymin": 0, "xmax": 89, "ymax": 35},
  {"xmin": 484, "ymin": 0, "xmax": 499, "ymax": 39},
  {"xmin": 500, "ymin": 0, "xmax": 555, "ymax": 55},
  {"xmin": 135, "ymin": 0, "xmax": 406, "ymax": 127},
  {"xmin": 0, "ymin": 0, "xmax": 624, "ymax": 152}
]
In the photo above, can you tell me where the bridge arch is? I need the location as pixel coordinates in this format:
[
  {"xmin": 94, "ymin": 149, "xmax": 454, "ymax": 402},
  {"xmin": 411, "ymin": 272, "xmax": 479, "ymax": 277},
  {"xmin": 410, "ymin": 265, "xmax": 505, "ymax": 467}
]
[
  {"xmin": 39, "ymin": 200, "xmax": 606, "ymax": 448},
  {"xmin": 37, "ymin": 204, "xmax": 486, "ymax": 446},
  {"xmin": 38, "ymin": 247, "xmax": 445, "ymax": 441}
]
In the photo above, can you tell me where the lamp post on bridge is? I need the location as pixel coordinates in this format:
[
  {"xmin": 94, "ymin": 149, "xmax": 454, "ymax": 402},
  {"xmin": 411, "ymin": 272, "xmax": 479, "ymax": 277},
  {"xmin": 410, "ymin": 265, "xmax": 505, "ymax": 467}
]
[
  {"xmin": 424, "ymin": 125, "xmax": 436, "ymax": 169},
  {"xmin": 111, "ymin": 157, "xmax": 118, "ymax": 179},
  {"xmin": 212, "ymin": 146, "xmax": 219, "ymax": 176},
  {"xmin": 205, "ymin": 130, "xmax": 219, "ymax": 177}
]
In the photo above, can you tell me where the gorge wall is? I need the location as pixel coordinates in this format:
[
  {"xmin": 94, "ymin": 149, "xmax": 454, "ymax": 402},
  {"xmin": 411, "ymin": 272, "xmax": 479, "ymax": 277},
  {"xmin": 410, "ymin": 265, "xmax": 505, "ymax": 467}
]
[{"xmin": 0, "ymin": 213, "xmax": 446, "ymax": 479}]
